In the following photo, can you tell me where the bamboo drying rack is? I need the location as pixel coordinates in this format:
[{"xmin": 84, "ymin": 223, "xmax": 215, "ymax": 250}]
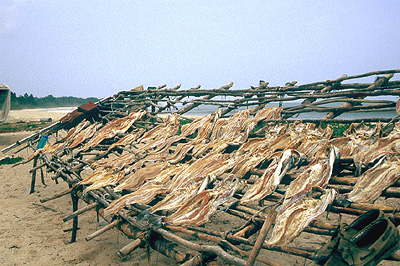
[{"xmin": 3, "ymin": 69, "xmax": 400, "ymax": 265}]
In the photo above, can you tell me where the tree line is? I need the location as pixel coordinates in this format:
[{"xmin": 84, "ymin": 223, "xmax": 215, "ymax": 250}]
[{"xmin": 10, "ymin": 92, "xmax": 99, "ymax": 110}]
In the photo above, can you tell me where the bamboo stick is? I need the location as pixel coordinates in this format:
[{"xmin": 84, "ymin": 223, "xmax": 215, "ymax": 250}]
[
  {"xmin": 245, "ymin": 208, "xmax": 276, "ymax": 266},
  {"xmin": 86, "ymin": 219, "xmax": 120, "ymax": 241},
  {"xmin": 156, "ymin": 228, "xmax": 247, "ymax": 266},
  {"xmin": 40, "ymin": 187, "xmax": 73, "ymax": 202},
  {"xmin": 117, "ymin": 238, "xmax": 143, "ymax": 257},
  {"xmin": 63, "ymin": 202, "xmax": 98, "ymax": 222}
]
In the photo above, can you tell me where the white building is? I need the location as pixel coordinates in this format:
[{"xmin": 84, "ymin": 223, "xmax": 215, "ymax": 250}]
[{"xmin": 0, "ymin": 84, "xmax": 11, "ymax": 122}]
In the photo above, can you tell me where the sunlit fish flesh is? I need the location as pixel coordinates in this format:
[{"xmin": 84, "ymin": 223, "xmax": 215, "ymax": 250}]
[
  {"xmin": 345, "ymin": 155, "xmax": 400, "ymax": 203},
  {"xmin": 114, "ymin": 162, "xmax": 170, "ymax": 192},
  {"xmin": 265, "ymin": 188, "xmax": 336, "ymax": 246},
  {"xmin": 284, "ymin": 146, "xmax": 339, "ymax": 200},
  {"xmin": 241, "ymin": 149, "xmax": 305, "ymax": 204},
  {"xmin": 82, "ymin": 110, "xmax": 145, "ymax": 151}
]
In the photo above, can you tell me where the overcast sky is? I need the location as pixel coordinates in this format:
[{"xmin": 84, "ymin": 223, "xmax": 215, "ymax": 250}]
[{"xmin": 1, "ymin": 1, "xmax": 399, "ymax": 98}]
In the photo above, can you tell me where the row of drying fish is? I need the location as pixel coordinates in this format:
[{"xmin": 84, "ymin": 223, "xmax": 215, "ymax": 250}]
[{"xmin": 33, "ymin": 107, "xmax": 400, "ymax": 246}]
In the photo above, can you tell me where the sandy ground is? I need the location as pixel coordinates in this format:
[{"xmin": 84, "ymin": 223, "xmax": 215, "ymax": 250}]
[
  {"xmin": 1, "ymin": 109, "xmax": 175, "ymax": 265},
  {"xmin": 1, "ymin": 109, "xmax": 399, "ymax": 265}
]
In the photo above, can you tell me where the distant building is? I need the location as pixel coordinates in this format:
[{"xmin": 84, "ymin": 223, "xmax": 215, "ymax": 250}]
[{"xmin": 0, "ymin": 84, "xmax": 11, "ymax": 122}]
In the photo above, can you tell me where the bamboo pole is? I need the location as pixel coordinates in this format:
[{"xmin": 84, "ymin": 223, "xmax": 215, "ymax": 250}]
[
  {"xmin": 324, "ymin": 74, "xmax": 394, "ymax": 119},
  {"xmin": 63, "ymin": 202, "xmax": 98, "ymax": 222},
  {"xmin": 117, "ymin": 238, "xmax": 143, "ymax": 257},
  {"xmin": 85, "ymin": 219, "xmax": 120, "ymax": 241},
  {"xmin": 156, "ymin": 227, "xmax": 247, "ymax": 266},
  {"xmin": 245, "ymin": 208, "xmax": 276, "ymax": 266},
  {"xmin": 40, "ymin": 187, "xmax": 73, "ymax": 202}
]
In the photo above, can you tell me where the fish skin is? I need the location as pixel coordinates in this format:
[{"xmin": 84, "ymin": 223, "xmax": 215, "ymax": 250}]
[
  {"xmin": 164, "ymin": 176, "xmax": 238, "ymax": 226},
  {"xmin": 265, "ymin": 188, "xmax": 336, "ymax": 246},
  {"xmin": 284, "ymin": 146, "xmax": 339, "ymax": 201},
  {"xmin": 69, "ymin": 122, "xmax": 100, "ymax": 149},
  {"xmin": 240, "ymin": 149, "xmax": 305, "ymax": 204},
  {"xmin": 345, "ymin": 156, "xmax": 400, "ymax": 203},
  {"xmin": 114, "ymin": 162, "xmax": 170, "ymax": 192},
  {"xmin": 82, "ymin": 111, "xmax": 146, "ymax": 151},
  {"xmin": 103, "ymin": 183, "xmax": 168, "ymax": 216}
]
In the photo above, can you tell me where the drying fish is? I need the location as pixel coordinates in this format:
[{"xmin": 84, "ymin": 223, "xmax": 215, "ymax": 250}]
[
  {"xmin": 61, "ymin": 120, "xmax": 91, "ymax": 143},
  {"xmin": 180, "ymin": 111, "xmax": 216, "ymax": 138},
  {"xmin": 104, "ymin": 183, "xmax": 168, "ymax": 216},
  {"xmin": 343, "ymin": 122, "xmax": 382, "ymax": 139},
  {"xmin": 166, "ymin": 139, "xmax": 201, "ymax": 163},
  {"xmin": 114, "ymin": 162, "xmax": 170, "ymax": 192},
  {"xmin": 137, "ymin": 114, "xmax": 180, "ymax": 143},
  {"xmin": 149, "ymin": 154, "xmax": 234, "ymax": 212},
  {"xmin": 230, "ymin": 154, "xmax": 268, "ymax": 178},
  {"xmin": 241, "ymin": 107, "xmax": 283, "ymax": 139},
  {"xmin": 79, "ymin": 169, "xmax": 125, "ymax": 193},
  {"xmin": 82, "ymin": 110, "xmax": 146, "ymax": 151},
  {"xmin": 147, "ymin": 135, "xmax": 187, "ymax": 156},
  {"xmin": 354, "ymin": 137, "xmax": 400, "ymax": 173},
  {"xmin": 91, "ymin": 152, "xmax": 137, "ymax": 170},
  {"xmin": 265, "ymin": 188, "xmax": 336, "ymax": 246},
  {"xmin": 149, "ymin": 182, "xmax": 203, "ymax": 213},
  {"xmin": 107, "ymin": 128, "xmax": 145, "ymax": 151},
  {"xmin": 344, "ymin": 155, "xmax": 400, "ymax": 203},
  {"xmin": 241, "ymin": 149, "xmax": 305, "ymax": 204},
  {"xmin": 103, "ymin": 165, "xmax": 185, "ymax": 216},
  {"xmin": 164, "ymin": 177, "xmax": 239, "ymax": 226},
  {"xmin": 284, "ymin": 146, "xmax": 339, "ymax": 201},
  {"xmin": 69, "ymin": 122, "xmax": 100, "ymax": 149}
]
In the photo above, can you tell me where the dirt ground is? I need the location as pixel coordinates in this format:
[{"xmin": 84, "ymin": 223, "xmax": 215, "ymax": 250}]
[{"xmin": 1, "ymin": 109, "xmax": 399, "ymax": 265}]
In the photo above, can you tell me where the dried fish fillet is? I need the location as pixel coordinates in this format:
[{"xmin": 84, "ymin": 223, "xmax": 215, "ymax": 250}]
[
  {"xmin": 69, "ymin": 122, "xmax": 100, "ymax": 149},
  {"xmin": 266, "ymin": 188, "xmax": 336, "ymax": 246},
  {"xmin": 345, "ymin": 156, "xmax": 400, "ymax": 203},
  {"xmin": 104, "ymin": 183, "xmax": 168, "ymax": 216},
  {"xmin": 114, "ymin": 162, "xmax": 170, "ymax": 192},
  {"xmin": 164, "ymin": 178, "xmax": 238, "ymax": 226},
  {"xmin": 107, "ymin": 128, "xmax": 145, "ymax": 151},
  {"xmin": 284, "ymin": 147, "xmax": 339, "ymax": 200},
  {"xmin": 91, "ymin": 152, "xmax": 137, "ymax": 170},
  {"xmin": 241, "ymin": 149, "xmax": 304, "ymax": 204},
  {"xmin": 82, "ymin": 111, "xmax": 145, "ymax": 151},
  {"xmin": 79, "ymin": 169, "xmax": 125, "ymax": 193}
]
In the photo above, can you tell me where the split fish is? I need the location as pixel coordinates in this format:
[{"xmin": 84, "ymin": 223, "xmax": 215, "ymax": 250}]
[
  {"xmin": 284, "ymin": 146, "xmax": 339, "ymax": 201},
  {"xmin": 345, "ymin": 155, "xmax": 400, "ymax": 203},
  {"xmin": 265, "ymin": 188, "xmax": 336, "ymax": 246},
  {"xmin": 240, "ymin": 149, "xmax": 305, "ymax": 204}
]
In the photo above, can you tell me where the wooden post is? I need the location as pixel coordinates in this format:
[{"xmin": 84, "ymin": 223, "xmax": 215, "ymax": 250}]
[
  {"xmin": 70, "ymin": 188, "xmax": 79, "ymax": 243},
  {"xmin": 30, "ymin": 156, "xmax": 38, "ymax": 194}
]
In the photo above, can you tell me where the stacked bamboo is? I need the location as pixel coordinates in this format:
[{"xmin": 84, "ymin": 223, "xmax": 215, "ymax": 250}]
[{"xmin": 3, "ymin": 69, "xmax": 400, "ymax": 265}]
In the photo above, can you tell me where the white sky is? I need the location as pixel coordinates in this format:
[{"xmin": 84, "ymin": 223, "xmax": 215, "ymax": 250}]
[{"xmin": 1, "ymin": 1, "xmax": 400, "ymax": 98}]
